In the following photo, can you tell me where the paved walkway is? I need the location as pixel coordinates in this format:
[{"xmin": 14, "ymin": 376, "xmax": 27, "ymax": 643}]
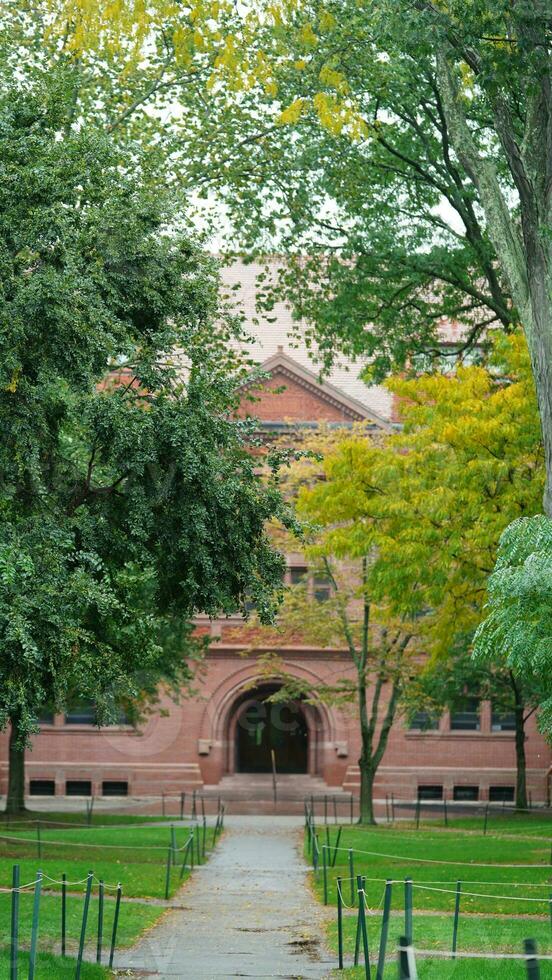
[{"xmin": 119, "ymin": 816, "xmax": 334, "ymax": 979}]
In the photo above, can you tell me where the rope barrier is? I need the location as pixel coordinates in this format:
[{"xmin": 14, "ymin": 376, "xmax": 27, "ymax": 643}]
[
  {"xmin": 91, "ymin": 875, "xmax": 122, "ymax": 891},
  {"xmin": 0, "ymin": 877, "xmax": 41, "ymax": 893},
  {"xmin": 41, "ymin": 873, "xmax": 91, "ymax": 886},
  {"xmin": 412, "ymin": 883, "xmax": 552, "ymax": 903},
  {"xmin": 0, "ymin": 832, "xmax": 185, "ymax": 851},
  {"xmin": 336, "ymin": 878, "xmax": 355, "ymax": 910},
  {"xmin": 398, "ymin": 945, "xmax": 552, "ymax": 961},
  {"xmin": 330, "ymin": 873, "xmax": 552, "ymax": 888},
  {"xmin": 328, "ymin": 843, "xmax": 547, "ymax": 869}
]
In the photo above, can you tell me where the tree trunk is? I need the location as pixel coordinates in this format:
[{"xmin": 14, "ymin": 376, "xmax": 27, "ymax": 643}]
[
  {"xmin": 357, "ymin": 670, "xmax": 377, "ymax": 825},
  {"xmin": 6, "ymin": 714, "xmax": 27, "ymax": 816},
  {"xmin": 514, "ymin": 710, "xmax": 528, "ymax": 811},
  {"xmin": 512, "ymin": 698, "xmax": 528, "ymax": 811},
  {"xmin": 358, "ymin": 756, "xmax": 377, "ymax": 825},
  {"xmin": 524, "ymin": 273, "xmax": 552, "ymax": 519}
]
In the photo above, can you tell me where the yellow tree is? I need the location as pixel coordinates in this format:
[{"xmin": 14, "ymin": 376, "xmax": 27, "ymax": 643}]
[
  {"xmin": 307, "ymin": 333, "xmax": 544, "ymax": 809},
  {"xmin": 238, "ymin": 333, "xmax": 543, "ymax": 816}
]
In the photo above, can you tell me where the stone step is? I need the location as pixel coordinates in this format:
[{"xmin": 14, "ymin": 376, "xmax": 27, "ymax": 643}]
[{"xmin": 202, "ymin": 774, "xmax": 352, "ymax": 807}]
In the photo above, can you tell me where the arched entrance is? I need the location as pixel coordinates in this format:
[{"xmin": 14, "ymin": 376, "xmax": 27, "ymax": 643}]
[{"xmin": 232, "ymin": 684, "xmax": 310, "ymax": 774}]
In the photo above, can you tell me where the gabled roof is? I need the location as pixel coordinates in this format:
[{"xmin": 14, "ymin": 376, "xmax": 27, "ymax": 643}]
[
  {"xmin": 239, "ymin": 348, "xmax": 393, "ymax": 431},
  {"xmin": 220, "ymin": 260, "xmax": 394, "ymax": 422}
]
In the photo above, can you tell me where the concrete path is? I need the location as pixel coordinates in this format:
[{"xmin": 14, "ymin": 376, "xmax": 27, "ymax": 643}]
[{"xmin": 119, "ymin": 816, "xmax": 334, "ymax": 979}]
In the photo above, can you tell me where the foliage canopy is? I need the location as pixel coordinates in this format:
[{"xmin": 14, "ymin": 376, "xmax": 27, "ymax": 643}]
[{"xmin": 0, "ymin": 80, "xmax": 289, "ymax": 751}]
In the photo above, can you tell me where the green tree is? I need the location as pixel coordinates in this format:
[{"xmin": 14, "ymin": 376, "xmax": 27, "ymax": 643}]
[
  {"xmin": 0, "ymin": 81, "xmax": 289, "ymax": 814},
  {"xmin": 173, "ymin": 2, "xmax": 552, "ymax": 515},
  {"xmin": 474, "ymin": 515, "xmax": 552, "ymax": 740},
  {"xmin": 407, "ymin": 644, "xmax": 546, "ymax": 809}
]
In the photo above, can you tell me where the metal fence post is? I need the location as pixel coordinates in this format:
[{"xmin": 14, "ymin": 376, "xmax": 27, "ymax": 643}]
[
  {"xmin": 332, "ymin": 827, "xmax": 342, "ymax": 867},
  {"xmin": 313, "ymin": 833, "xmax": 319, "ymax": 873},
  {"xmin": 170, "ymin": 824, "xmax": 177, "ymax": 866},
  {"xmin": 336, "ymin": 876, "xmax": 343, "ymax": 970},
  {"xmin": 28, "ymin": 869, "xmax": 42, "ymax": 980},
  {"xmin": 357, "ymin": 874, "xmax": 371, "ymax": 979},
  {"xmin": 108, "ymin": 884, "xmax": 122, "ymax": 969},
  {"xmin": 524, "ymin": 938, "xmax": 540, "ymax": 979},
  {"xmin": 202, "ymin": 816, "xmax": 207, "ymax": 858},
  {"xmin": 96, "ymin": 879, "xmax": 104, "ymax": 963},
  {"xmin": 61, "ymin": 872, "xmax": 67, "ymax": 957},
  {"xmin": 76, "ymin": 872, "xmax": 93, "ymax": 980},
  {"xmin": 398, "ymin": 935, "xmax": 417, "ymax": 979},
  {"xmin": 180, "ymin": 835, "xmax": 192, "ymax": 879},
  {"xmin": 349, "ymin": 849, "xmax": 355, "ymax": 906},
  {"xmin": 10, "ymin": 864, "xmax": 19, "ymax": 980},
  {"xmin": 452, "ymin": 880, "xmax": 462, "ymax": 956},
  {"xmin": 322, "ymin": 845, "xmax": 328, "ymax": 905},
  {"xmin": 164, "ymin": 845, "xmax": 172, "ymax": 900},
  {"xmin": 404, "ymin": 878, "xmax": 413, "ymax": 945},
  {"xmin": 180, "ymin": 791, "xmax": 185, "ymax": 821},
  {"xmin": 376, "ymin": 880, "xmax": 392, "ymax": 980},
  {"xmin": 195, "ymin": 824, "xmax": 201, "ymax": 865},
  {"xmin": 354, "ymin": 875, "xmax": 366, "ymax": 967}
]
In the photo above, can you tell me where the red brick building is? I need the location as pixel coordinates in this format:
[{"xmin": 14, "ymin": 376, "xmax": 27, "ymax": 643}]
[{"xmin": 2, "ymin": 261, "xmax": 550, "ymax": 808}]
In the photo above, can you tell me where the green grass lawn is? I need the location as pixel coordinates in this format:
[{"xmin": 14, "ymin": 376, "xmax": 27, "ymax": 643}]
[
  {"xmin": 0, "ymin": 889, "xmax": 165, "ymax": 955},
  {"xmin": 0, "ymin": 823, "xmax": 205, "ymax": 898},
  {"xmin": 335, "ymin": 960, "xmax": 551, "ymax": 979},
  {"xmin": 309, "ymin": 821, "xmax": 552, "ymax": 978},
  {"xmin": 0, "ymin": 948, "xmax": 111, "ymax": 978},
  {"xmin": 0, "ymin": 811, "xmax": 176, "ymax": 828},
  {"xmin": 0, "ymin": 820, "xmax": 221, "ymax": 976},
  {"xmin": 328, "ymin": 911, "xmax": 552, "ymax": 959},
  {"xmin": 390, "ymin": 811, "xmax": 552, "ymax": 838},
  {"xmin": 310, "ymin": 824, "xmax": 552, "ymax": 914}
]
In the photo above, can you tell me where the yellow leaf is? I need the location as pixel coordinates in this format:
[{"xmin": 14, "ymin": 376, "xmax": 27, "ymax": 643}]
[{"xmin": 277, "ymin": 97, "xmax": 307, "ymax": 125}]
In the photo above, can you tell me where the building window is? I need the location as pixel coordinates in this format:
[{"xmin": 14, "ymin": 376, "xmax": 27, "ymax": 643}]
[
  {"xmin": 64, "ymin": 701, "xmax": 129, "ymax": 726},
  {"xmin": 313, "ymin": 575, "xmax": 332, "ymax": 603},
  {"xmin": 102, "ymin": 780, "xmax": 128, "ymax": 797},
  {"xmin": 453, "ymin": 785, "xmax": 479, "ymax": 802},
  {"xmin": 450, "ymin": 697, "xmax": 480, "ymax": 731},
  {"xmin": 38, "ymin": 711, "xmax": 54, "ymax": 728},
  {"xmin": 417, "ymin": 785, "xmax": 443, "ymax": 800},
  {"xmin": 489, "ymin": 785, "xmax": 515, "ymax": 803},
  {"xmin": 30, "ymin": 779, "xmax": 56, "ymax": 796},
  {"xmin": 289, "ymin": 567, "xmax": 308, "ymax": 585},
  {"xmin": 491, "ymin": 709, "xmax": 516, "ymax": 732},
  {"xmin": 65, "ymin": 700, "xmax": 96, "ymax": 725},
  {"xmin": 66, "ymin": 780, "xmax": 92, "ymax": 796},
  {"xmin": 408, "ymin": 711, "xmax": 439, "ymax": 731}
]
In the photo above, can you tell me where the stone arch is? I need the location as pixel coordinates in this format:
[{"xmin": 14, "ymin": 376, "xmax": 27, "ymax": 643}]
[{"xmin": 197, "ymin": 658, "xmax": 347, "ymax": 779}]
